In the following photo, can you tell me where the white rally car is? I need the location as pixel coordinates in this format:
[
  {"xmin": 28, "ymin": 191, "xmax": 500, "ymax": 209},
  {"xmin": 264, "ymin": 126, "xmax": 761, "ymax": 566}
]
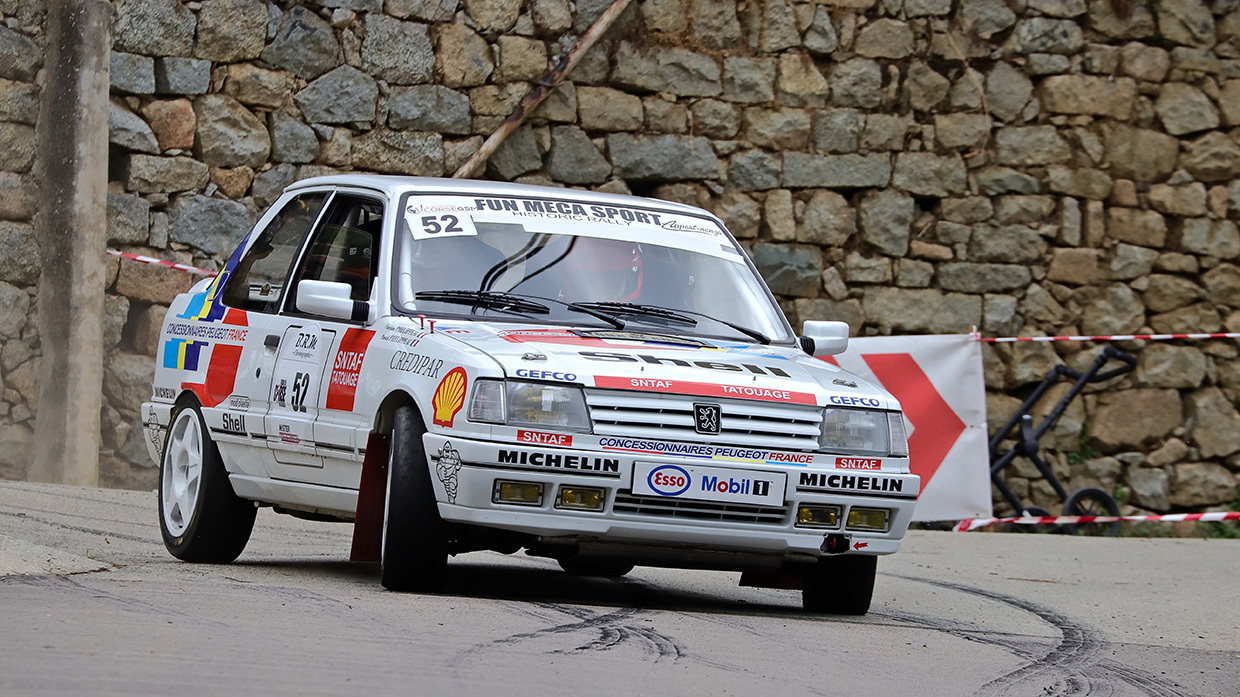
[{"xmin": 143, "ymin": 175, "xmax": 918, "ymax": 614}]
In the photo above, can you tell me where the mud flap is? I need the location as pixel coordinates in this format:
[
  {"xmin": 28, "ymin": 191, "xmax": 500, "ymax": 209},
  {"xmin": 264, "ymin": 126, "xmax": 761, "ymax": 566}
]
[{"xmin": 349, "ymin": 432, "xmax": 390, "ymax": 563}]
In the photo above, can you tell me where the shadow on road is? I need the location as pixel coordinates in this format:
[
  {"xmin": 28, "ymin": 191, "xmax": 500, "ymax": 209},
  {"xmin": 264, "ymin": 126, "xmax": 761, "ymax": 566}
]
[{"xmin": 227, "ymin": 556, "xmax": 821, "ymax": 619}]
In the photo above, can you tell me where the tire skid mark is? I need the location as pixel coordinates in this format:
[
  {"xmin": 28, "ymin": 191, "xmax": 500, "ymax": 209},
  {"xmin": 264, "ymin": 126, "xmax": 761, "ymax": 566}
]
[
  {"xmin": 4, "ymin": 574, "xmax": 232, "ymax": 629},
  {"xmin": 454, "ymin": 598, "xmax": 686, "ymax": 666},
  {"xmin": 531, "ymin": 602, "xmax": 685, "ymax": 661},
  {"xmin": 873, "ymin": 608, "xmax": 1050, "ymax": 661},
  {"xmin": 891, "ymin": 574, "xmax": 1191, "ymax": 697},
  {"xmin": 0, "ymin": 509, "xmax": 155, "ymax": 544}
]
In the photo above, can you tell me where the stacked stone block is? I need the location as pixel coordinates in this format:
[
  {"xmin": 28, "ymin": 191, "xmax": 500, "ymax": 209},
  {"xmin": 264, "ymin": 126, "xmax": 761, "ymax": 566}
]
[
  {"xmin": 0, "ymin": 6, "xmax": 44, "ymax": 484},
  {"xmin": 1, "ymin": 0, "xmax": 1239, "ymax": 522}
]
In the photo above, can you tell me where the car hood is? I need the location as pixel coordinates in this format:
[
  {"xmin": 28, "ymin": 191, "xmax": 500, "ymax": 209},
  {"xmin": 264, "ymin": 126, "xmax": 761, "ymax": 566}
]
[{"xmin": 432, "ymin": 322, "xmax": 899, "ymax": 410}]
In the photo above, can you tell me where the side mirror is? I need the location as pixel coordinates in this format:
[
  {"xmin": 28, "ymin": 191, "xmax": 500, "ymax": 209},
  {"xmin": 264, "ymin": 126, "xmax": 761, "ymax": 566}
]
[
  {"xmin": 296, "ymin": 280, "xmax": 367, "ymax": 321},
  {"xmin": 800, "ymin": 320, "xmax": 849, "ymax": 356}
]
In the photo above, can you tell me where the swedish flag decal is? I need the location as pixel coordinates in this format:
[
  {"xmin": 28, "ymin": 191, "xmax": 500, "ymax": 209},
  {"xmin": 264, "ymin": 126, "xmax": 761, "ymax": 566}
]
[{"xmin": 162, "ymin": 338, "xmax": 206, "ymax": 371}]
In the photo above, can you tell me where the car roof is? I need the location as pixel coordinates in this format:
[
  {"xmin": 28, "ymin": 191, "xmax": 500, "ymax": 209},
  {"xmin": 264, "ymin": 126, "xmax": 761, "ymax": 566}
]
[{"xmin": 285, "ymin": 174, "xmax": 719, "ymax": 220}]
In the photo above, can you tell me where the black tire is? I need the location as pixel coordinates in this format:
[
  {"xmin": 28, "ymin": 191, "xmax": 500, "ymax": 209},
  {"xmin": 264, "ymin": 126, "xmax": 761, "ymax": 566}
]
[
  {"xmin": 1062, "ymin": 487, "xmax": 1121, "ymax": 537},
  {"xmin": 802, "ymin": 554, "xmax": 877, "ymax": 615},
  {"xmin": 558, "ymin": 556, "xmax": 635, "ymax": 578},
  {"xmin": 158, "ymin": 402, "xmax": 256, "ymax": 563},
  {"xmin": 381, "ymin": 405, "xmax": 449, "ymax": 592},
  {"xmin": 1001, "ymin": 505, "xmax": 1056, "ymax": 534}
]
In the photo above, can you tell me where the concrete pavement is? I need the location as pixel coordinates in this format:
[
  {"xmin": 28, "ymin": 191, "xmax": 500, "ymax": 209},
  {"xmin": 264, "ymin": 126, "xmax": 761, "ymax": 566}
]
[{"xmin": 1, "ymin": 481, "xmax": 1237, "ymax": 696}]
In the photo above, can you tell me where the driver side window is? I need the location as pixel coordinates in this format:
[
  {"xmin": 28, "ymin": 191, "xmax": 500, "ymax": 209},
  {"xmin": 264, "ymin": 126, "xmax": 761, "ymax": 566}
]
[
  {"xmin": 223, "ymin": 193, "xmax": 328, "ymax": 313},
  {"xmin": 289, "ymin": 195, "xmax": 384, "ymax": 311}
]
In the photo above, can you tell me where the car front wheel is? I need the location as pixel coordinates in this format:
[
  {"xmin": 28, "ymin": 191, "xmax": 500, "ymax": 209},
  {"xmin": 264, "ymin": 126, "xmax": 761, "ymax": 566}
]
[
  {"xmin": 158, "ymin": 402, "xmax": 256, "ymax": 563},
  {"xmin": 380, "ymin": 405, "xmax": 449, "ymax": 592}
]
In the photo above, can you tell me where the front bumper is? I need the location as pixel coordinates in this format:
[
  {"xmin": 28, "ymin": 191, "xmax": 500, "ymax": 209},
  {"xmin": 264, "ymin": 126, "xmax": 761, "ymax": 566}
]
[{"xmin": 423, "ymin": 433, "xmax": 919, "ymax": 563}]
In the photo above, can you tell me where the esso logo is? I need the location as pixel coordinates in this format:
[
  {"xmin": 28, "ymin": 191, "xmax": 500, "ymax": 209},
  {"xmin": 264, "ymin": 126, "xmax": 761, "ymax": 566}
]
[{"xmin": 647, "ymin": 465, "xmax": 691, "ymax": 496}]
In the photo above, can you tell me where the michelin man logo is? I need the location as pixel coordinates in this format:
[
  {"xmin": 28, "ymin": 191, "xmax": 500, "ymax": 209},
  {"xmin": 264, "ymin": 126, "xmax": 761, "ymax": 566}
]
[{"xmin": 436, "ymin": 441, "xmax": 463, "ymax": 503}]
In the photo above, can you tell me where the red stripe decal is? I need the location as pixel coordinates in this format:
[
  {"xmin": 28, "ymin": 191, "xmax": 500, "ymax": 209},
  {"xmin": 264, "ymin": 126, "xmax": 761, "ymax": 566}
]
[
  {"xmin": 594, "ymin": 376, "xmax": 816, "ymax": 404},
  {"xmin": 325, "ymin": 328, "xmax": 376, "ymax": 411}
]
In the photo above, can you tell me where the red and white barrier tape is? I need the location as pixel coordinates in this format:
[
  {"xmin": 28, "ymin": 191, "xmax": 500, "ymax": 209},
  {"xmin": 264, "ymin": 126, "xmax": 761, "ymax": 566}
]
[
  {"xmin": 975, "ymin": 332, "xmax": 1240, "ymax": 343},
  {"xmin": 953, "ymin": 510, "xmax": 1240, "ymax": 532},
  {"xmin": 107, "ymin": 249, "xmax": 218, "ymax": 277}
]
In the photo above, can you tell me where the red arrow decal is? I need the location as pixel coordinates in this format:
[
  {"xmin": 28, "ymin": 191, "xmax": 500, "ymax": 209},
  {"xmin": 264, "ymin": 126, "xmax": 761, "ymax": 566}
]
[
  {"xmin": 853, "ymin": 541, "xmax": 868, "ymax": 550},
  {"xmin": 862, "ymin": 353, "xmax": 965, "ymax": 487}
]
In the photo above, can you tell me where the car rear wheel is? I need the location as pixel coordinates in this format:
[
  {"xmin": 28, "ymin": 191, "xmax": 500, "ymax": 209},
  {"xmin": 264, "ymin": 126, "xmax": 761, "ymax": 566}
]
[
  {"xmin": 380, "ymin": 405, "xmax": 449, "ymax": 592},
  {"xmin": 158, "ymin": 402, "xmax": 256, "ymax": 563},
  {"xmin": 558, "ymin": 556, "xmax": 635, "ymax": 578},
  {"xmin": 802, "ymin": 554, "xmax": 877, "ymax": 615}
]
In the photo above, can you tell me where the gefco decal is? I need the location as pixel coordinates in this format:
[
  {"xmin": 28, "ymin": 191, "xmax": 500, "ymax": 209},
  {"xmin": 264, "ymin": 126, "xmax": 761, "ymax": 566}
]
[
  {"xmin": 598, "ymin": 437, "xmax": 816, "ymax": 466},
  {"xmin": 837, "ymin": 457, "xmax": 881, "ymax": 470},
  {"xmin": 390, "ymin": 351, "xmax": 444, "ymax": 378},
  {"xmin": 497, "ymin": 449, "xmax": 620, "ymax": 475},
  {"xmin": 828, "ymin": 395, "xmax": 882, "ymax": 408},
  {"xmin": 517, "ymin": 429, "xmax": 573, "ymax": 447},
  {"xmin": 797, "ymin": 472, "xmax": 907, "ymax": 494},
  {"xmin": 514, "ymin": 368, "xmax": 577, "ymax": 382},
  {"xmin": 431, "ymin": 367, "xmax": 468, "ymax": 427},
  {"xmin": 325, "ymin": 328, "xmax": 376, "ymax": 411}
]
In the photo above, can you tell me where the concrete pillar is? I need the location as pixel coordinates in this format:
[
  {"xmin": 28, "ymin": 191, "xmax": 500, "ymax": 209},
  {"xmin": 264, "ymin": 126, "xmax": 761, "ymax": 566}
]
[{"xmin": 30, "ymin": 0, "xmax": 111, "ymax": 486}]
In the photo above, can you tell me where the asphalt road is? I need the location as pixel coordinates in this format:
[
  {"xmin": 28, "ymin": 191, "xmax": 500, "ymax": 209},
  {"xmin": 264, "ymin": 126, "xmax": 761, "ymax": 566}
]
[{"xmin": 1, "ymin": 481, "xmax": 1237, "ymax": 697}]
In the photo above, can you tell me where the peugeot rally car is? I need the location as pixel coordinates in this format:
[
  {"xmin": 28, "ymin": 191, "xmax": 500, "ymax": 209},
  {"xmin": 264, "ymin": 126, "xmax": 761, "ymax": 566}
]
[{"xmin": 143, "ymin": 175, "xmax": 918, "ymax": 614}]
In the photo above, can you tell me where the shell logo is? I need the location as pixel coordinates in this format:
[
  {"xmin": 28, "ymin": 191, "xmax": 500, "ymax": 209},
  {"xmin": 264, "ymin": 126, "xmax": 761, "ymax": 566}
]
[{"xmin": 432, "ymin": 367, "xmax": 468, "ymax": 427}]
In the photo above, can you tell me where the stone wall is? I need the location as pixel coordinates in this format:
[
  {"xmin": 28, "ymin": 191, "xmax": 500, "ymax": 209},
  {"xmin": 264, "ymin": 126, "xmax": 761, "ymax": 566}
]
[
  {"xmin": 3, "ymin": 0, "xmax": 1240, "ymax": 520},
  {"xmin": 0, "ymin": 1, "xmax": 46, "ymax": 483}
]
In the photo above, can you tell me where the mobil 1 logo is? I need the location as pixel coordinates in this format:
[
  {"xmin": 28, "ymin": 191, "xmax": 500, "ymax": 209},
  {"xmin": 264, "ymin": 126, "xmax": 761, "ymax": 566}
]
[{"xmin": 632, "ymin": 462, "xmax": 786, "ymax": 507}]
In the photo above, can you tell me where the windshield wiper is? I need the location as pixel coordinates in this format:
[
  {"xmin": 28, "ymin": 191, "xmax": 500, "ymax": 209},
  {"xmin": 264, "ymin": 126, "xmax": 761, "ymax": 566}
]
[
  {"xmin": 414, "ymin": 290, "xmax": 626, "ymax": 329},
  {"xmin": 414, "ymin": 290, "xmax": 550, "ymax": 316},
  {"xmin": 570, "ymin": 301, "xmax": 696, "ymax": 325},
  {"xmin": 572, "ymin": 302, "xmax": 771, "ymax": 345}
]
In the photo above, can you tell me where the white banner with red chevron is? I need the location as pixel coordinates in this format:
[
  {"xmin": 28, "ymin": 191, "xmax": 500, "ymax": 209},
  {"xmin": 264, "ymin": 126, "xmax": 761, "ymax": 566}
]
[{"xmin": 827, "ymin": 334, "xmax": 991, "ymax": 522}]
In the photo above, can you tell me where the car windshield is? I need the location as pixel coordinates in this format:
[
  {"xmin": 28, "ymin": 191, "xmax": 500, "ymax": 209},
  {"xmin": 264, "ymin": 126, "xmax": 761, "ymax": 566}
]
[{"xmin": 391, "ymin": 193, "xmax": 793, "ymax": 343}]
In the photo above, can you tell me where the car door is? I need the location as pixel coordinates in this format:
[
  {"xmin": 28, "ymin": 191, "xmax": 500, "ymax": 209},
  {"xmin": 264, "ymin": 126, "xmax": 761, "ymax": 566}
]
[
  {"xmin": 210, "ymin": 190, "xmax": 332, "ymax": 479},
  {"xmin": 265, "ymin": 190, "xmax": 386, "ymax": 487}
]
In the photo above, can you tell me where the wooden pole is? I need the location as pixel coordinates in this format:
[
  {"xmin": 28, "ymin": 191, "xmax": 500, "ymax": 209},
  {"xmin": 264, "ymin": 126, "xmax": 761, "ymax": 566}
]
[{"xmin": 452, "ymin": 0, "xmax": 634, "ymax": 179}]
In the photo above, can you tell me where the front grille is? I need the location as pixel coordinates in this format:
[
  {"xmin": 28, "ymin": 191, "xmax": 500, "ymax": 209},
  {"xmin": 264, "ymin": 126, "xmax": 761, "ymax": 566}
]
[
  {"xmin": 587, "ymin": 390, "xmax": 822, "ymax": 451},
  {"xmin": 612, "ymin": 491, "xmax": 789, "ymax": 525}
]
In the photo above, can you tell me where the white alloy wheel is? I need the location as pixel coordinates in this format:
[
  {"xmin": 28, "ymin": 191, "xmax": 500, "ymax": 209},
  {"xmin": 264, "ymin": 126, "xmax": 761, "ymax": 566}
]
[{"xmin": 162, "ymin": 408, "xmax": 204, "ymax": 537}]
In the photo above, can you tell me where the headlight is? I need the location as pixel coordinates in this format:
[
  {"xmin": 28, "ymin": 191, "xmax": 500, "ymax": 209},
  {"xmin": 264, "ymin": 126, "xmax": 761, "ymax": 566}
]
[
  {"xmin": 887, "ymin": 412, "xmax": 909, "ymax": 457},
  {"xmin": 468, "ymin": 380, "xmax": 505, "ymax": 423},
  {"xmin": 818, "ymin": 408, "xmax": 891, "ymax": 456},
  {"xmin": 467, "ymin": 380, "xmax": 591, "ymax": 431}
]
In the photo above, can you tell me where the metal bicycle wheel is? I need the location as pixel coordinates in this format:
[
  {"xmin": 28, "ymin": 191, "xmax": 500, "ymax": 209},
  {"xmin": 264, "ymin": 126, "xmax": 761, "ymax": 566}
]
[{"xmin": 1062, "ymin": 487, "xmax": 1121, "ymax": 537}]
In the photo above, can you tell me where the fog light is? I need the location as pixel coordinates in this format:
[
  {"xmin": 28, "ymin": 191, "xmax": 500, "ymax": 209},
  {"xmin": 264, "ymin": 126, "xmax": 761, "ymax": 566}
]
[
  {"xmin": 796, "ymin": 504, "xmax": 841, "ymax": 529},
  {"xmin": 556, "ymin": 486, "xmax": 604, "ymax": 511},
  {"xmin": 846, "ymin": 507, "xmax": 890, "ymax": 532},
  {"xmin": 493, "ymin": 480, "xmax": 543, "ymax": 506}
]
